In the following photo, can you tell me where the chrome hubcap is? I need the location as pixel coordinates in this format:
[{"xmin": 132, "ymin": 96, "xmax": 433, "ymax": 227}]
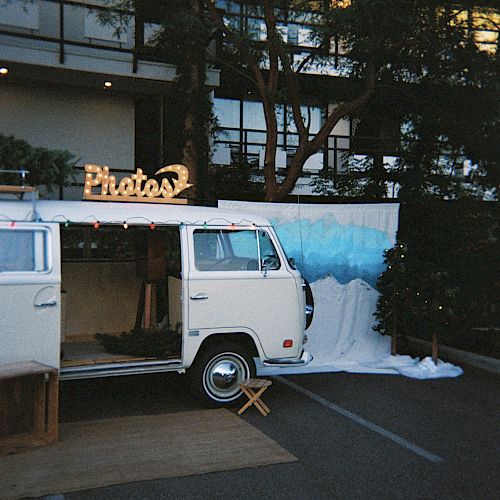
[{"xmin": 203, "ymin": 353, "xmax": 249, "ymax": 402}]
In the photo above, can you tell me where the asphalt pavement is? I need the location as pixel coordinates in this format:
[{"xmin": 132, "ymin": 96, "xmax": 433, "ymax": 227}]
[{"xmin": 57, "ymin": 362, "xmax": 499, "ymax": 500}]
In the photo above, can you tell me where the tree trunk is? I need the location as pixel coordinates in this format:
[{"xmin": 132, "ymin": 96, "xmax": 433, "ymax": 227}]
[
  {"xmin": 182, "ymin": 111, "xmax": 198, "ymax": 201},
  {"xmin": 391, "ymin": 313, "xmax": 397, "ymax": 356},
  {"xmin": 263, "ymin": 105, "xmax": 279, "ymax": 202},
  {"xmin": 432, "ymin": 331, "xmax": 439, "ymax": 364},
  {"xmin": 181, "ymin": 0, "xmax": 207, "ymax": 203}
]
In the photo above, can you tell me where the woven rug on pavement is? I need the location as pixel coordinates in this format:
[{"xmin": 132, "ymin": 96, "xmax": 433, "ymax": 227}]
[{"xmin": 1, "ymin": 409, "xmax": 296, "ymax": 499}]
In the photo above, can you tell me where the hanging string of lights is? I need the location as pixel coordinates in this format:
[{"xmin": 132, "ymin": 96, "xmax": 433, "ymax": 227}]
[{"xmin": 0, "ymin": 214, "xmax": 260, "ymax": 230}]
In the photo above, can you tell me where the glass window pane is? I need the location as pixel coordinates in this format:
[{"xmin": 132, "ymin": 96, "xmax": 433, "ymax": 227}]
[
  {"xmin": 0, "ymin": 229, "xmax": 47, "ymax": 272},
  {"xmin": 246, "ymin": 131, "xmax": 266, "ymax": 144},
  {"xmin": 0, "ymin": 0, "xmax": 39, "ymax": 30},
  {"xmin": 287, "ymin": 105, "xmax": 321, "ymax": 134},
  {"xmin": 214, "ymin": 98, "xmax": 240, "ymax": 128},
  {"xmin": 332, "ymin": 117, "xmax": 350, "ymax": 136},
  {"xmin": 194, "ymin": 229, "xmax": 258, "ymax": 271},
  {"xmin": 243, "ymin": 101, "xmax": 266, "ymax": 130},
  {"xmin": 259, "ymin": 231, "xmax": 280, "ymax": 270}
]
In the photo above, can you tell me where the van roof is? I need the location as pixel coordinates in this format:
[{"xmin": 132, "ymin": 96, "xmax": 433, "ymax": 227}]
[{"xmin": 0, "ymin": 200, "xmax": 273, "ymax": 228}]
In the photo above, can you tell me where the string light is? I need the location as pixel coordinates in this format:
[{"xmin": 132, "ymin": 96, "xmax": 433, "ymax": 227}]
[
  {"xmin": 0, "ymin": 212, "xmax": 260, "ymax": 230},
  {"xmin": 123, "ymin": 221, "xmax": 128, "ymax": 229}
]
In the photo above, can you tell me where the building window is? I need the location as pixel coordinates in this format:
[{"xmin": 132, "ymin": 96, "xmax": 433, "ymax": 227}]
[
  {"xmin": 0, "ymin": 0, "xmax": 39, "ymax": 31},
  {"xmin": 84, "ymin": 11, "xmax": 130, "ymax": 45},
  {"xmin": 213, "ymin": 97, "xmax": 351, "ymax": 174}
]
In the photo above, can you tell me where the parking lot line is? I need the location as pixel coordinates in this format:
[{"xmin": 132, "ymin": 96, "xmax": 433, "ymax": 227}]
[{"xmin": 277, "ymin": 377, "xmax": 444, "ymax": 463}]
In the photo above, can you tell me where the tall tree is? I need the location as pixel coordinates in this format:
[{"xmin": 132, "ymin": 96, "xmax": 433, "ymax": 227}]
[
  {"xmin": 102, "ymin": 0, "xmax": 214, "ymax": 201},
  {"xmin": 206, "ymin": 1, "xmax": 498, "ymax": 201},
  {"xmin": 206, "ymin": 0, "xmax": 376, "ymax": 201}
]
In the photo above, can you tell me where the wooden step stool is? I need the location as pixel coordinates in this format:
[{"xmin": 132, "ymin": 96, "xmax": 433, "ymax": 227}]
[{"xmin": 238, "ymin": 378, "xmax": 272, "ymax": 416}]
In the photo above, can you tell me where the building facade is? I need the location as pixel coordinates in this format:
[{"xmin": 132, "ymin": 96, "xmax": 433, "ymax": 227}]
[
  {"xmin": 1, "ymin": 0, "xmax": 497, "ymax": 200},
  {"xmin": 0, "ymin": 0, "xmax": 219, "ymax": 198}
]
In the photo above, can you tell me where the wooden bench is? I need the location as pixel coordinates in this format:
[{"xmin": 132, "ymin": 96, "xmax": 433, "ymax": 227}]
[
  {"xmin": 238, "ymin": 378, "xmax": 272, "ymax": 417},
  {"xmin": 0, "ymin": 361, "xmax": 59, "ymax": 455}
]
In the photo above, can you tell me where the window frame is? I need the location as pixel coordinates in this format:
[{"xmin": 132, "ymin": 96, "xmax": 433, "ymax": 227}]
[{"xmin": 0, "ymin": 226, "xmax": 51, "ymax": 275}]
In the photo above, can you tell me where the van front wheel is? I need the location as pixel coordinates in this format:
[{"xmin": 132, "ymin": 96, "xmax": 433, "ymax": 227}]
[{"xmin": 189, "ymin": 342, "xmax": 255, "ymax": 406}]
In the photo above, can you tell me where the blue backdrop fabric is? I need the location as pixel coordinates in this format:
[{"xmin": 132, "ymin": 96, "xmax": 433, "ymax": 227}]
[{"xmin": 218, "ymin": 201, "xmax": 463, "ymax": 379}]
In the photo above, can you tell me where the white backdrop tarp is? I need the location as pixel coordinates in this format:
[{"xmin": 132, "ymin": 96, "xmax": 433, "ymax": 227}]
[{"xmin": 219, "ymin": 201, "xmax": 463, "ymax": 379}]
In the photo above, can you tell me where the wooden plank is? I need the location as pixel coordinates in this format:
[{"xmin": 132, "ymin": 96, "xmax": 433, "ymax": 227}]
[
  {"xmin": 45, "ymin": 373, "xmax": 59, "ymax": 442},
  {"xmin": 83, "ymin": 194, "xmax": 188, "ymax": 204},
  {"xmin": 0, "ymin": 431, "xmax": 52, "ymax": 456},
  {"xmin": 32, "ymin": 375, "xmax": 46, "ymax": 436},
  {"xmin": 0, "ymin": 362, "xmax": 57, "ymax": 381},
  {"xmin": 60, "ymin": 355, "xmax": 162, "ymax": 367},
  {"xmin": 0, "ymin": 185, "xmax": 35, "ymax": 193}
]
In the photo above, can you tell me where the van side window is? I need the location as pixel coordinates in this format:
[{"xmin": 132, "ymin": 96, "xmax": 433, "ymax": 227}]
[
  {"xmin": 0, "ymin": 229, "xmax": 48, "ymax": 272},
  {"xmin": 259, "ymin": 230, "xmax": 281, "ymax": 270},
  {"xmin": 194, "ymin": 229, "xmax": 259, "ymax": 271}
]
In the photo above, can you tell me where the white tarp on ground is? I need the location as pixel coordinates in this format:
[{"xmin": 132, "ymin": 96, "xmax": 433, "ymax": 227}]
[{"xmin": 219, "ymin": 201, "xmax": 463, "ymax": 379}]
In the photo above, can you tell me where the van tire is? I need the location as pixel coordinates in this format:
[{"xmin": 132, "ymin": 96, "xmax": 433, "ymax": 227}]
[{"xmin": 188, "ymin": 341, "xmax": 256, "ymax": 407}]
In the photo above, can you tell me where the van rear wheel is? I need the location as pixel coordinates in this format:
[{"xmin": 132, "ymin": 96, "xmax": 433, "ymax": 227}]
[{"xmin": 188, "ymin": 342, "xmax": 255, "ymax": 406}]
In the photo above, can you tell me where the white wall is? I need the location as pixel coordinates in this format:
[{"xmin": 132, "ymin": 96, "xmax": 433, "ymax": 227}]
[{"xmin": 0, "ymin": 84, "xmax": 135, "ymax": 170}]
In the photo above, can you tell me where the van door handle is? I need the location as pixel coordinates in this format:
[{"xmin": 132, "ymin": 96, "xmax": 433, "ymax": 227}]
[
  {"xmin": 35, "ymin": 300, "xmax": 57, "ymax": 308},
  {"xmin": 190, "ymin": 294, "xmax": 209, "ymax": 300}
]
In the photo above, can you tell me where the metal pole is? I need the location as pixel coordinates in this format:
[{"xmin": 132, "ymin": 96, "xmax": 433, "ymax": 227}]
[{"xmin": 59, "ymin": 0, "xmax": 65, "ymax": 64}]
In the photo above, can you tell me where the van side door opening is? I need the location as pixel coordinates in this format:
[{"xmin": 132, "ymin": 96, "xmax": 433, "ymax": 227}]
[{"xmin": 60, "ymin": 224, "xmax": 183, "ymax": 367}]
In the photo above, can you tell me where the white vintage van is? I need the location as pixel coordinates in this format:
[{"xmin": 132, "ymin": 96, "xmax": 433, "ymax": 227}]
[{"xmin": 0, "ymin": 199, "xmax": 312, "ymax": 405}]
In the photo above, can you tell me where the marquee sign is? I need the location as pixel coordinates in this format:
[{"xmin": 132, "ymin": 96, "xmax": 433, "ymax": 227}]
[{"xmin": 83, "ymin": 164, "xmax": 192, "ymax": 204}]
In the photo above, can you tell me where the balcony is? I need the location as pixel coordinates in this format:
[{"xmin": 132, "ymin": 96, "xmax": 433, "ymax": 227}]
[{"xmin": 0, "ymin": 0, "xmax": 220, "ymax": 91}]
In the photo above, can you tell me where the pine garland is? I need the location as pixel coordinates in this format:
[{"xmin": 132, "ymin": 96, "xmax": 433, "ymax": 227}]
[{"xmin": 96, "ymin": 325, "xmax": 182, "ymax": 358}]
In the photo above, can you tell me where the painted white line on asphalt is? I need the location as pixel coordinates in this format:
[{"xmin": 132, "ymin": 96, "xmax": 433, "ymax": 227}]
[{"xmin": 276, "ymin": 376, "xmax": 444, "ymax": 463}]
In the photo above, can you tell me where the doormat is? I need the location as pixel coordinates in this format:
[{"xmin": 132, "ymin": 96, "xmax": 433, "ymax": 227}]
[{"xmin": 1, "ymin": 409, "xmax": 296, "ymax": 499}]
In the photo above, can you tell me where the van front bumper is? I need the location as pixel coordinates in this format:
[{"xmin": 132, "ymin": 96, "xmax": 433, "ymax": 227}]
[{"xmin": 262, "ymin": 350, "xmax": 313, "ymax": 367}]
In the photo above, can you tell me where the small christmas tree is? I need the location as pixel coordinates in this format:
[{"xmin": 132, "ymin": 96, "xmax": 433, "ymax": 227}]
[
  {"xmin": 374, "ymin": 242, "xmax": 457, "ymax": 363},
  {"xmin": 373, "ymin": 243, "xmax": 410, "ymax": 355}
]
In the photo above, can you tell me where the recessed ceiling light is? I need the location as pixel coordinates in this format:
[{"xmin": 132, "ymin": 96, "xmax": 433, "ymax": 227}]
[
  {"xmin": 104, "ymin": 81, "xmax": 112, "ymax": 88},
  {"xmin": 0, "ymin": 67, "xmax": 9, "ymax": 76}
]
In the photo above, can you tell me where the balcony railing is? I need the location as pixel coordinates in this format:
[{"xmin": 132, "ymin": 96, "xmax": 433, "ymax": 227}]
[{"xmin": 0, "ymin": 0, "xmax": 167, "ymax": 72}]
